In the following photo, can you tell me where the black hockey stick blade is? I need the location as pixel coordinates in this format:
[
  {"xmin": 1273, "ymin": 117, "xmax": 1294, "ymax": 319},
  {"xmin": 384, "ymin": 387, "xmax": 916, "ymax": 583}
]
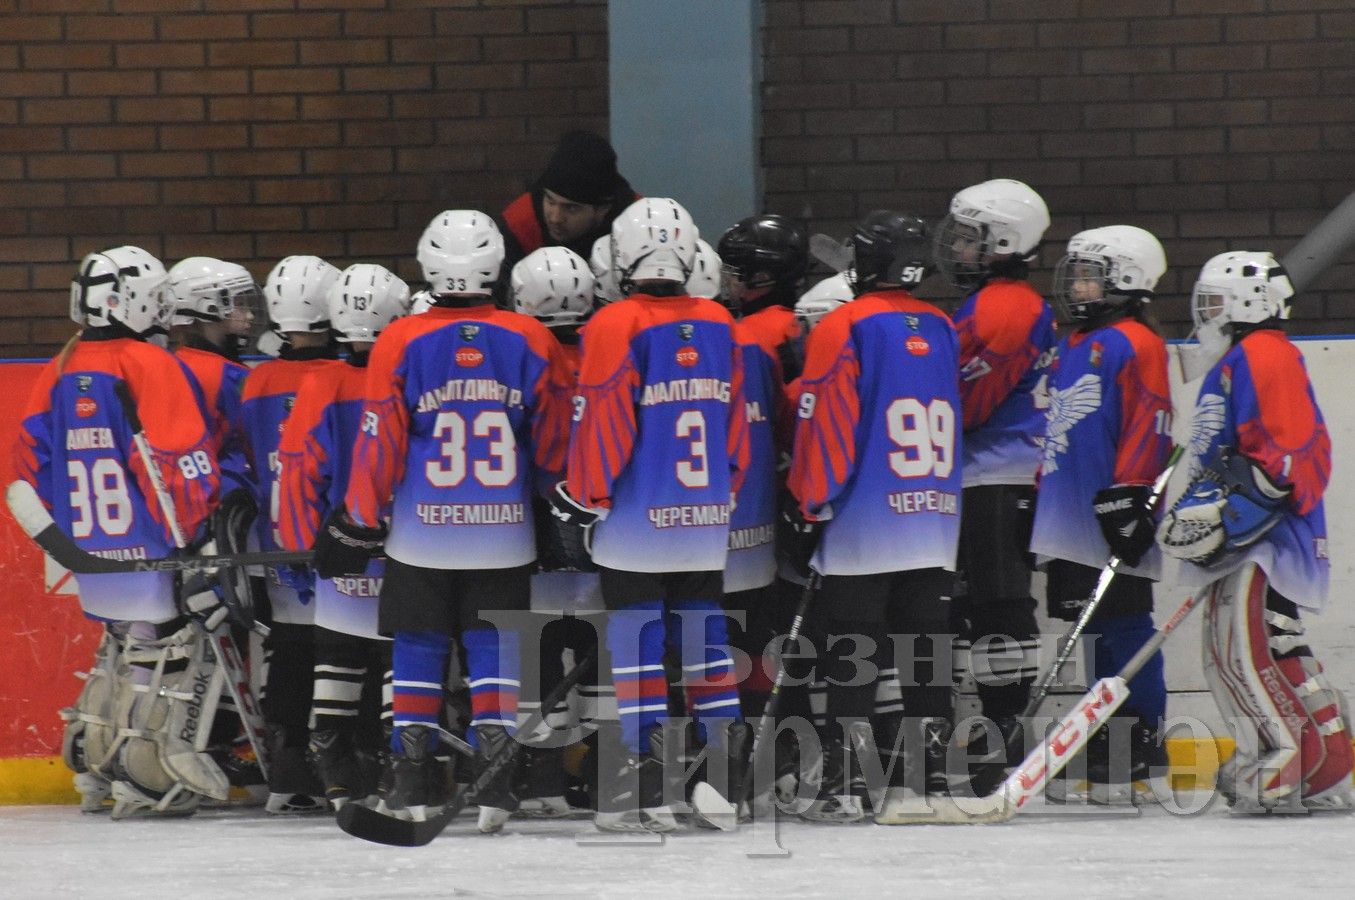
[
  {"xmin": 6, "ymin": 479, "xmax": 313, "ymax": 574},
  {"xmin": 338, "ymin": 647, "xmax": 599, "ymax": 846}
]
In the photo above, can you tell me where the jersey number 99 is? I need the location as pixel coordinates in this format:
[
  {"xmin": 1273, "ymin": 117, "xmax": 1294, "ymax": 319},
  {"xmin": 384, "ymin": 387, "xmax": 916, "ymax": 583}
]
[{"xmin": 886, "ymin": 397, "xmax": 955, "ymax": 479}]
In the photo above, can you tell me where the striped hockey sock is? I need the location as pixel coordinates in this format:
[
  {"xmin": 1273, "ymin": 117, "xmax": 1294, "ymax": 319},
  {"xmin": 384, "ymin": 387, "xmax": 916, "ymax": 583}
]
[
  {"xmin": 607, "ymin": 601, "xmax": 668, "ymax": 753},
  {"xmin": 390, "ymin": 630, "xmax": 448, "ymax": 752},
  {"xmin": 463, "ymin": 627, "xmax": 521, "ymax": 743},
  {"xmin": 675, "ymin": 599, "xmax": 741, "ymax": 746}
]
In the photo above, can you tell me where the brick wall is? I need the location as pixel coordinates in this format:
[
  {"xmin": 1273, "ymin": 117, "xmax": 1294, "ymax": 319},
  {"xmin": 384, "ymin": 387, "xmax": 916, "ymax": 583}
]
[
  {"xmin": 0, "ymin": 0, "xmax": 607, "ymax": 358},
  {"xmin": 762, "ymin": 0, "xmax": 1355, "ymax": 334}
]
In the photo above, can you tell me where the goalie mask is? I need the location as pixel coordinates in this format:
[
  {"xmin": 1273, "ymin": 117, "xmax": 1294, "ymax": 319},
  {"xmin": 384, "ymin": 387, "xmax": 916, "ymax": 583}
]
[
  {"xmin": 849, "ymin": 210, "xmax": 930, "ymax": 296},
  {"xmin": 417, "ymin": 209, "xmax": 504, "ymax": 297},
  {"xmin": 1192, "ymin": 250, "xmax": 1293, "ymax": 332},
  {"xmin": 510, "ymin": 246, "xmax": 594, "ymax": 327},
  {"xmin": 166, "ymin": 257, "xmax": 264, "ymax": 350},
  {"xmin": 70, "ymin": 246, "xmax": 170, "ymax": 336},
  {"xmin": 610, "ymin": 198, "xmax": 699, "ymax": 292},
  {"xmin": 264, "ymin": 255, "xmax": 339, "ymax": 333},
  {"xmin": 1051, "ymin": 225, "xmax": 1167, "ymax": 323},
  {"xmin": 328, "ymin": 263, "xmax": 411, "ymax": 343},
  {"xmin": 934, "ymin": 178, "xmax": 1049, "ymax": 290},
  {"xmin": 686, "ymin": 239, "xmax": 721, "ymax": 300},
  {"xmin": 718, "ymin": 214, "xmax": 809, "ymax": 310}
]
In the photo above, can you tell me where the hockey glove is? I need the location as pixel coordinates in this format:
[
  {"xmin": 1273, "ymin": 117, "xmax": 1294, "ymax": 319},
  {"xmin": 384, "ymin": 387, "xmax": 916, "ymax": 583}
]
[
  {"xmin": 1013, "ymin": 492, "xmax": 1036, "ymax": 570},
  {"xmin": 547, "ymin": 482, "xmax": 601, "ymax": 569},
  {"xmin": 312, "ymin": 505, "xmax": 387, "ymax": 579},
  {"xmin": 180, "ymin": 575, "xmax": 229, "ymax": 631},
  {"xmin": 275, "ymin": 563, "xmax": 314, "ymax": 594},
  {"xmin": 1092, "ymin": 483, "xmax": 1155, "ymax": 567},
  {"xmin": 1157, "ymin": 448, "xmax": 1291, "ymax": 566},
  {"xmin": 777, "ymin": 493, "xmax": 822, "ymax": 580}
]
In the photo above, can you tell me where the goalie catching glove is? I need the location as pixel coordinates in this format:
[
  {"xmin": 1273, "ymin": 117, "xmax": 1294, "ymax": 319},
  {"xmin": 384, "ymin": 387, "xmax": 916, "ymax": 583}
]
[
  {"xmin": 312, "ymin": 505, "xmax": 386, "ymax": 578},
  {"xmin": 1157, "ymin": 448, "xmax": 1291, "ymax": 566},
  {"xmin": 1092, "ymin": 483, "xmax": 1155, "ymax": 567},
  {"xmin": 546, "ymin": 482, "xmax": 602, "ymax": 570}
]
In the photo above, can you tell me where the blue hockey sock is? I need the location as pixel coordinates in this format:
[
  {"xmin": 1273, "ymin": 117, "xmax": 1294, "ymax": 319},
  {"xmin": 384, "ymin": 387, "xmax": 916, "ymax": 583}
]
[
  {"xmin": 673, "ymin": 598, "xmax": 741, "ymax": 747},
  {"xmin": 391, "ymin": 630, "xmax": 448, "ymax": 753},
  {"xmin": 463, "ymin": 626, "xmax": 521, "ymax": 746},
  {"xmin": 1090, "ymin": 612, "xmax": 1166, "ymax": 724},
  {"xmin": 607, "ymin": 600, "xmax": 667, "ymax": 753}
]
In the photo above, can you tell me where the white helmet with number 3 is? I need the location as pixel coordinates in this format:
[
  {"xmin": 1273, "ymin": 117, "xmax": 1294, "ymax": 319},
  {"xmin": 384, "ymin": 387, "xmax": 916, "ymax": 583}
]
[
  {"xmin": 511, "ymin": 247, "xmax": 594, "ymax": 327},
  {"xmin": 328, "ymin": 263, "xmax": 411, "ymax": 343},
  {"xmin": 935, "ymin": 178, "xmax": 1050, "ymax": 289},
  {"xmin": 265, "ymin": 255, "xmax": 339, "ymax": 333},
  {"xmin": 70, "ymin": 245, "xmax": 169, "ymax": 335},
  {"xmin": 166, "ymin": 257, "xmax": 262, "ymax": 328},
  {"xmin": 1192, "ymin": 250, "xmax": 1294, "ymax": 331},
  {"xmin": 610, "ymin": 198, "xmax": 699, "ymax": 290},
  {"xmin": 417, "ymin": 209, "xmax": 504, "ymax": 297},
  {"xmin": 1051, "ymin": 225, "xmax": 1167, "ymax": 322}
]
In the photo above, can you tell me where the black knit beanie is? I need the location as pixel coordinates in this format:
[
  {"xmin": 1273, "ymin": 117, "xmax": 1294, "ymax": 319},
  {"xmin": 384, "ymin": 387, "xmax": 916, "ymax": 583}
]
[{"xmin": 536, "ymin": 130, "xmax": 620, "ymax": 206}]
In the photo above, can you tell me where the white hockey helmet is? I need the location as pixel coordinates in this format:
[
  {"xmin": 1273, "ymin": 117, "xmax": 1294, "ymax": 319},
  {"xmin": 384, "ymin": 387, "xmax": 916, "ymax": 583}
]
[
  {"xmin": 511, "ymin": 247, "xmax": 594, "ymax": 327},
  {"xmin": 264, "ymin": 255, "xmax": 339, "ymax": 333},
  {"xmin": 795, "ymin": 273, "xmax": 852, "ymax": 330},
  {"xmin": 686, "ymin": 239, "xmax": 721, "ymax": 299},
  {"xmin": 1191, "ymin": 250, "xmax": 1294, "ymax": 331},
  {"xmin": 589, "ymin": 235, "xmax": 623, "ymax": 305},
  {"xmin": 1051, "ymin": 225, "xmax": 1167, "ymax": 322},
  {"xmin": 328, "ymin": 264, "xmax": 411, "ymax": 344},
  {"xmin": 610, "ymin": 198, "xmax": 699, "ymax": 290},
  {"xmin": 934, "ymin": 178, "xmax": 1050, "ymax": 289},
  {"xmin": 410, "ymin": 289, "xmax": 434, "ymax": 315},
  {"xmin": 70, "ymin": 245, "xmax": 169, "ymax": 335},
  {"xmin": 417, "ymin": 209, "xmax": 504, "ymax": 297},
  {"xmin": 166, "ymin": 256, "xmax": 262, "ymax": 328}
]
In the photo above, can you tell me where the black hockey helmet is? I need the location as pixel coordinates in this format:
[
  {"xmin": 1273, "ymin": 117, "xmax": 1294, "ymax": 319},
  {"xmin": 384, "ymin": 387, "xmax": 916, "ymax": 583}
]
[
  {"xmin": 850, "ymin": 210, "xmax": 931, "ymax": 296},
  {"xmin": 717, "ymin": 214, "xmax": 809, "ymax": 308}
]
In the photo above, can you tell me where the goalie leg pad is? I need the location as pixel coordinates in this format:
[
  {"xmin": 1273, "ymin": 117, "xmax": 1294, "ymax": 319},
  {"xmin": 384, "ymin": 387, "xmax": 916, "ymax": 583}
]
[
  {"xmin": 117, "ymin": 623, "xmax": 230, "ymax": 802},
  {"xmin": 1202, "ymin": 564, "xmax": 1334, "ymax": 810},
  {"xmin": 61, "ymin": 628, "xmax": 123, "ymax": 810}
]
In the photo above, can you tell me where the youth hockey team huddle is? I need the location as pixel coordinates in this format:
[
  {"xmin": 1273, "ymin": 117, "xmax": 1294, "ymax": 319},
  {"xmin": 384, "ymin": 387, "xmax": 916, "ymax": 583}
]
[{"xmin": 14, "ymin": 176, "xmax": 1352, "ymax": 837}]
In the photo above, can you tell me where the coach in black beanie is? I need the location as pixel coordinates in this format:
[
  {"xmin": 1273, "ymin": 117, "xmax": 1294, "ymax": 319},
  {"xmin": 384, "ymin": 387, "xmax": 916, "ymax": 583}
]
[{"xmin": 499, "ymin": 130, "xmax": 637, "ymax": 271}]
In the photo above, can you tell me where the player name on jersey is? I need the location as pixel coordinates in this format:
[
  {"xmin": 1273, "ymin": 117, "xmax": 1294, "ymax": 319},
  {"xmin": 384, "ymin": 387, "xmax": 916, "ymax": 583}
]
[
  {"xmin": 91, "ymin": 545, "xmax": 149, "ymax": 560},
  {"xmin": 414, "ymin": 501, "xmax": 527, "ymax": 526},
  {"xmin": 728, "ymin": 524, "xmax": 775, "ymax": 550},
  {"xmin": 331, "ymin": 576, "xmax": 382, "ymax": 598},
  {"xmin": 65, "ymin": 427, "xmax": 116, "ymax": 450},
  {"xmin": 887, "ymin": 489, "xmax": 959, "ymax": 516},
  {"xmin": 415, "ymin": 378, "xmax": 524, "ymax": 413},
  {"xmin": 639, "ymin": 378, "xmax": 731, "ymax": 407},
  {"xmin": 647, "ymin": 502, "xmax": 731, "ymax": 529}
]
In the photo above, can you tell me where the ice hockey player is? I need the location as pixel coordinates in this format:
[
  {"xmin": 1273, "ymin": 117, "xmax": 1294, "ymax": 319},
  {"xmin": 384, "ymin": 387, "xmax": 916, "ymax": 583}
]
[
  {"xmin": 499, "ymin": 130, "xmax": 638, "ymax": 271},
  {"xmin": 509, "ymin": 246, "xmax": 606, "ymax": 817},
  {"xmin": 548, "ymin": 197, "xmax": 750, "ymax": 832},
  {"xmin": 932, "ymin": 179, "xmax": 1055, "ymax": 796},
  {"xmin": 16, "ymin": 246, "xmax": 226, "ymax": 818},
  {"xmin": 1032, "ymin": 225, "xmax": 1172, "ymax": 804},
  {"xmin": 1158, "ymin": 251, "xmax": 1353, "ymax": 812},
  {"xmin": 785, "ymin": 212, "xmax": 962, "ymax": 822},
  {"xmin": 276, "ymin": 264, "xmax": 411, "ymax": 810},
  {"xmin": 311, "ymin": 210, "xmax": 573, "ymax": 835},
  {"xmin": 242, "ymin": 254, "xmax": 342, "ymax": 813}
]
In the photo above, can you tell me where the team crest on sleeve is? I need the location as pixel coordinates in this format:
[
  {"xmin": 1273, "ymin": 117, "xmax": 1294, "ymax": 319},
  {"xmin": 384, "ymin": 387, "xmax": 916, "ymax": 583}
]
[
  {"xmin": 1042, "ymin": 373, "xmax": 1102, "ymax": 473},
  {"xmin": 1219, "ymin": 365, "xmax": 1232, "ymax": 395},
  {"xmin": 1089, "ymin": 342, "xmax": 1103, "ymax": 367}
]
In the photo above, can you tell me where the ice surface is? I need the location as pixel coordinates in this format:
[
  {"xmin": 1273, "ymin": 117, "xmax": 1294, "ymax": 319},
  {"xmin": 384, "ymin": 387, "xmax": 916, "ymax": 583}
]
[{"xmin": 2, "ymin": 796, "xmax": 1353, "ymax": 899}]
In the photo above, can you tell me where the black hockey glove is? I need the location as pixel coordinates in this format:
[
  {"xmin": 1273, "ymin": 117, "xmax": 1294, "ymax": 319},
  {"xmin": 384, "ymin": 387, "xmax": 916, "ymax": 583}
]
[
  {"xmin": 547, "ymin": 482, "xmax": 601, "ymax": 570},
  {"xmin": 777, "ymin": 493, "xmax": 822, "ymax": 580},
  {"xmin": 1092, "ymin": 483, "xmax": 1155, "ymax": 567},
  {"xmin": 312, "ymin": 505, "xmax": 386, "ymax": 579}
]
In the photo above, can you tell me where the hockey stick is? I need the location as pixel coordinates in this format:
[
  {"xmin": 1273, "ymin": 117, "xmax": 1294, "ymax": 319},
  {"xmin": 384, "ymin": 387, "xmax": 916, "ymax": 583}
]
[
  {"xmin": 690, "ymin": 571, "xmax": 819, "ymax": 831},
  {"xmin": 1012, "ymin": 445, "xmax": 1185, "ymax": 743},
  {"xmin": 110, "ymin": 380, "xmax": 271, "ymax": 780},
  {"xmin": 877, "ymin": 588, "xmax": 1205, "ymax": 824},
  {"xmin": 337, "ymin": 646, "xmax": 600, "ymax": 846},
  {"xmin": 7, "ymin": 479, "xmax": 311, "ymax": 574}
]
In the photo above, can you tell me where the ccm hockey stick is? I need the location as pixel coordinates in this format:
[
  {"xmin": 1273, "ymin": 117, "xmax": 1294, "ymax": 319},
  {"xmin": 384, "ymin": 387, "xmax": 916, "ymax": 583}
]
[
  {"xmin": 110, "ymin": 381, "xmax": 271, "ymax": 779},
  {"xmin": 691, "ymin": 571, "xmax": 819, "ymax": 830},
  {"xmin": 7, "ymin": 479, "xmax": 311, "ymax": 574},
  {"xmin": 876, "ymin": 589, "xmax": 1205, "ymax": 824},
  {"xmin": 337, "ymin": 646, "xmax": 599, "ymax": 846}
]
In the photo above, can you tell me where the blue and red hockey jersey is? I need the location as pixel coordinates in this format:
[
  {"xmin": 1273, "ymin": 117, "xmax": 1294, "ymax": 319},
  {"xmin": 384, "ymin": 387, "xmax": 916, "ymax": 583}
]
[
  {"xmin": 345, "ymin": 305, "xmax": 573, "ymax": 570},
  {"xmin": 277, "ymin": 359, "xmax": 386, "ymax": 638},
  {"xmin": 1030, "ymin": 318, "xmax": 1171, "ymax": 575},
  {"xmin": 567, "ymin": 293, "xmax": 748, "ymax": 574},
  {"xmin": 726, "ymin": 305, "xmax": 797, "ymax": 592},
  {"xmin": 176, "ymin": 344, "xmax": 252, "ymax": 498},
  {"xmin": 14, "ymin": 337, "xmax": 219, "ymax": 622},
  {"xmin": 789, "ymin": 290, "xmax": 962, "ymax": 576},
  {"xmin": 954, "ymin": 279, "xmax": 1056, "ymax": 487},
  {"xmin": 1180, "ymin": 329, "xmax": 1330, "ymax": 609}
]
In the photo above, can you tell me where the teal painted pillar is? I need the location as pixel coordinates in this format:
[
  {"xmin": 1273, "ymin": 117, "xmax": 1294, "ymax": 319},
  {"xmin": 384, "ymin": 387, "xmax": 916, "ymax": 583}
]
[{"xmin": 608, "ymin": 0, "xmax": 761, "ymax": 242}]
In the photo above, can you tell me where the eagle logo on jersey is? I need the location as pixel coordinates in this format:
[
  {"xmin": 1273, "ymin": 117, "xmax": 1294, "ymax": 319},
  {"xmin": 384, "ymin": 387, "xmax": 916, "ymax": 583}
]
[
  {"xmin": 678, "ymin": 323, "xmax": 695, "ymax": 341},
  {"xmin": 1187, "ymin": 393, "xmax": 1227, "ymax": 479},
  {"xmin": 1042, "ymin": 373, "xmax": 1102, "ymax": 473},
  {"xmin": 460, "ymin": 324, "xmax": 480, "ymax": 342}
]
